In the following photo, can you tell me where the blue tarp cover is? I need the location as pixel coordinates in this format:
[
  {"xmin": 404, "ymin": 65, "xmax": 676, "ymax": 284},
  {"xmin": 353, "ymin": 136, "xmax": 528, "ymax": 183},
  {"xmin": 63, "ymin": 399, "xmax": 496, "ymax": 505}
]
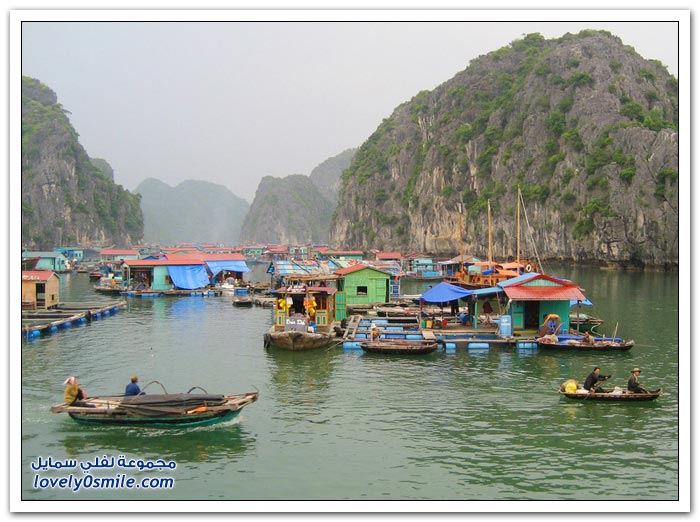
[
  {"xmin": 205, "ymin": 260, "xmax": 250, "ymax": 276},
  {"xmin": 570, "ymin": 299, "xmax": 593, "ymax": 306},
  {"xmin": 167, "ymin": 265, "xmax": 211, "ymax": 289},
  {"xmin": 420, "ymin": 282, "xmax": 473, "ymax": 303},
  {"xmin": 472, "ymin": 286, "xmax": 503, "ymax": 296}
]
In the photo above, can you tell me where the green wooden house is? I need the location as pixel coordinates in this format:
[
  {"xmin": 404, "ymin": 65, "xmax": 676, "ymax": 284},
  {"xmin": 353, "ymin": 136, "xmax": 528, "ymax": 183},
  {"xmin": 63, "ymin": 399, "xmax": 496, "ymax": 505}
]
[{"xmin": 335, "ymin": 265, "xmax": 391, "ymax": 306}]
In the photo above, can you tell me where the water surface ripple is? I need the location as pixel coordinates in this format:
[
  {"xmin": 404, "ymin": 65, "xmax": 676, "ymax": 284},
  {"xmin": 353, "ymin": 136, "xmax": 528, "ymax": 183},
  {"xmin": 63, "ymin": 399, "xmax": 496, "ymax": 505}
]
[{"xmin": 20, "ymin": 268, "xmax": 679, "ymax": 502}]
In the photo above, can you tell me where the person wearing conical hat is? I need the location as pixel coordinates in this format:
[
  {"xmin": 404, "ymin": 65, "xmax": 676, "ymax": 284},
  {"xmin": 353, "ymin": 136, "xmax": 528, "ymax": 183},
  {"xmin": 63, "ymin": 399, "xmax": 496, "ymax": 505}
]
[{"xmin": 63, "ymin": 376, "xmax": 86, "ymax": 405}]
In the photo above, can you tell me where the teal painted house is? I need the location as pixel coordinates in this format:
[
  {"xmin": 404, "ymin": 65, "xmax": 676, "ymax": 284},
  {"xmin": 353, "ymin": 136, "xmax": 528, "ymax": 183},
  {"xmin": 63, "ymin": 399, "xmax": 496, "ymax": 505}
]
[
  {"xmin": 335, "ymin": 265, "xmax": 391, "ymax": 306},
  {"xmin": 498, "ymin": 273, "xmax": 587, "ymax": 333},
  {"xmin": 21, "ymin": 251, "xmax": 71, "ymax": 272}
]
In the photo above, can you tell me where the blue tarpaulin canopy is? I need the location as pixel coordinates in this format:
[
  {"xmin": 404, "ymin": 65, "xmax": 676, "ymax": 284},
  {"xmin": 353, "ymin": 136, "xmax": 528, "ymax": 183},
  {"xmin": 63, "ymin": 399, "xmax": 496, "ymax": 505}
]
[
  {"xmin": 167, "ymin": 265, "xmax": 211, "ymax": 290},
  {"xmin": 205, "ymin": 260, "xmax": 250, "ymax": 277},
  {"xmin": 570, "ymin": 299, "xmax": 593, "ymax": 306},
  {"xmin": 420, "ymin": 282, "xmax": 473, "ymax": 303}
]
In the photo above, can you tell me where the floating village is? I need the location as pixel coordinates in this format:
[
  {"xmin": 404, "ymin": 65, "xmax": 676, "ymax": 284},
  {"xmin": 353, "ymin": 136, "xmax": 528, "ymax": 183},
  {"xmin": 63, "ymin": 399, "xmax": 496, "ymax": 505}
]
[{"xmin": 22, "ymin": 218, "xmax": 662, "ymax": 427}]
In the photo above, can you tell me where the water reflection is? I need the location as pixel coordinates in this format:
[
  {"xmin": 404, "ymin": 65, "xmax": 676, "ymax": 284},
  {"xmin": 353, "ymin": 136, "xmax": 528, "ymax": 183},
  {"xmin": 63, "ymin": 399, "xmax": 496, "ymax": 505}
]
[
  {"xmin": 56, "ymin": 421, "xmax": 255, "ymax": 465},
  {"xmin": 265, "ymin": 348, "xmax": 342, "ymax": 401}
]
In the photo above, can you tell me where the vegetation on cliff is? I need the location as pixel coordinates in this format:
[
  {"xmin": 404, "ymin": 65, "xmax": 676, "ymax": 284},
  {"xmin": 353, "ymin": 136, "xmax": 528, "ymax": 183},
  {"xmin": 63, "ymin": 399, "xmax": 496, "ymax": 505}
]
[
  {"xmin": 330, "ymin": 31, "xmax": 679, "ymax": 268},
  {"xmin": 21, "ymin": 76, "xmax": 143, "ymax": 249}
]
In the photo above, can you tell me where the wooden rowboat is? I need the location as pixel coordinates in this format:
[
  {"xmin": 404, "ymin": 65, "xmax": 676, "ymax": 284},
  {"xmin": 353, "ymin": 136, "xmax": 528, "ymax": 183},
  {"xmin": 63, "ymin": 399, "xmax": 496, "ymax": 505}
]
[
  {"xmin": 558, "ymin": 388, "xmax": 662, "ymax": 401},
  {"xmin": 360, "ymin": 339, "xmax": 438, "ymax": 355},
  {"xmin": 537, "ymin": 337, "xmax": 634, "ymax": 352},
  {"xmin": 51, "ymin": 385, "xmax": 258, "ymax": 427}
]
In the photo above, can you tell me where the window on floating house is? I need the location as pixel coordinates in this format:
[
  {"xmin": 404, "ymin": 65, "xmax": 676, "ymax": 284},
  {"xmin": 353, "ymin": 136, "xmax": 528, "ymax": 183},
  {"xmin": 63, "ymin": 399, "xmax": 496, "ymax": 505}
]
[{"xmin": 357, "ymin": 286, "xmax": 368, "ymax": 296}]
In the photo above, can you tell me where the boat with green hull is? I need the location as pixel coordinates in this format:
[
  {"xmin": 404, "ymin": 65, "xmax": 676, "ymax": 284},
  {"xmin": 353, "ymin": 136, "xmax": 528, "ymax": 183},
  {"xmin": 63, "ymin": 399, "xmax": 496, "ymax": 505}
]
[{"xmin": 51, "ymin": 385, "xmax": 258, "ymax": 428}]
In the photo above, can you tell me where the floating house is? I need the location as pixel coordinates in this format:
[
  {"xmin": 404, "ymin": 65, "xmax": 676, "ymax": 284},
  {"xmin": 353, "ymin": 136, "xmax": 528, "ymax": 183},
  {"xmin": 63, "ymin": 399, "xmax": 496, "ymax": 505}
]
[
  {"xmin": 265, "ymin": 245, "xmax": 290, "ymax": 261},
  {"xmin": 166, "ymin": 252, "xmax": 250, "ymax": 284},
  {"xmin": 438, "ymin": 255, "xmax": 482, "ymax": 278},
  {"xmin": 241, "ymin": 245, "xmax": 266, "ymax": 260},
  {"xmin": 498, "ymin": 273, "xmax": 587, "ymax": 333},
  {"xmin": 99, "ymin": 249, "xmax": 140, "ymax": 262},
  {"xmin": 325, "ymin": 249, "xmax": 365, "ymax": 261},
  {"xmin": 54, "ymin": 247, "xmax": 84, "ymax": 262},
  {"xmin": 122, "ymin": 258, "xmax": 211, "ymax": 292},
  {"xmin": 375, "ymin": 251, "xmax": 402, "ymax": 263},
  {"xmin": 404, "ymin": 254, "xmax": 439, "ymax": 277},
  {"xmin": 22, "ymin": 271, "xmax": 61, "ymax": 310},
  {"xmin": 123, "ymin": 253, "xmax": 250, "ymax": 293},
  {"xmin": 335, "ymin": 265, "xmax": 391, "ymax": 307},
  {"xmin": 21, "ymin": 251, "xmax": 71, "ymax": 272}
]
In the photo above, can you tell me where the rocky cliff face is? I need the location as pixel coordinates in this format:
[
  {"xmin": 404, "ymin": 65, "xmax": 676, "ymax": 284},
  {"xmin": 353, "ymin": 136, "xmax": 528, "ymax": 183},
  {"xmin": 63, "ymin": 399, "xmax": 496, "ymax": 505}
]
[
  {"xmin": 21, "ymin": 77, "xmax": 143, "ymax": 249},
  {"xmin": 330, "ymin": 31, "xmax": 679, "ymax": 268},
  {"xmin": 136, "ymin": 178, "xmax": 249, "ymax": 244},
  {"xmin": 240, "ymin": 149, "xmax": 356, "ymax": 245}
]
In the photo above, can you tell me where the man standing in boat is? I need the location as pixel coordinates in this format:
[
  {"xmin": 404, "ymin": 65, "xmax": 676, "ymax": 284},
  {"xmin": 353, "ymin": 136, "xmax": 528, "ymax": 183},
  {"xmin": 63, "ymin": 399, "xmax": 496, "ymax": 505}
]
[{"xmin": 583, "ymin": 367, "xmax": 610, "ymax": 393}]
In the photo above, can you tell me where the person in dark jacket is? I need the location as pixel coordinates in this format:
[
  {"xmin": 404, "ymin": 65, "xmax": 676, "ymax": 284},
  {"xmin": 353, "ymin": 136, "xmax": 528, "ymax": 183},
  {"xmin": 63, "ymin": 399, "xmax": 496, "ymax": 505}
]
[
  {"xmin": 583, "ymin": 367, "xmax": 610, "ymax": 392},
  {"xmin": 627, "ymin": 368, "xmax": 648, "ymax": 393},
  {"xmin": 125, "ymin": 375, "xmax": 145, "ymax": 396}
]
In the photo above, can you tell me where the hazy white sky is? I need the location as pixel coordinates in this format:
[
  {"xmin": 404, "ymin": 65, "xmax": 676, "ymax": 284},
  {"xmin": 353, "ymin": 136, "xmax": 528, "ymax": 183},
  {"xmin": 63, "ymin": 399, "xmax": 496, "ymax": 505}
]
[{"xmin": 19, "ymin": 12, "xmax": 682, "ymax": 203}]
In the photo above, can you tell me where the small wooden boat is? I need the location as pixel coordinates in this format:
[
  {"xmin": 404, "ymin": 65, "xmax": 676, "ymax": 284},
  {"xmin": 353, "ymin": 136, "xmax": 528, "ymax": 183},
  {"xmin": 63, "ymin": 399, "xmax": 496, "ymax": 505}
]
[
  {"xmin": 558, "ymin": 386, "xmax": 662, "ymax": 402},
  {"xmin": 50, "ymin": 383, "xmax": 258, "ymax": 427},
  {"xmin": 264, "ymin": 328, "xmax": 340, "ymax": 351},
  {"xmin": 568, "ymin": 312, "xmax": 605, "ymax": 333},
  {"xmin": 232, "ymin": 288, "xmax": 254, "ymax": 306},
  {"xmin": 537, "ymin": 336, "xmax": 634, "ymax": 352},
  {"xmin": 360, "ymin": 339, "xmax": 438, "ymax": 355}
]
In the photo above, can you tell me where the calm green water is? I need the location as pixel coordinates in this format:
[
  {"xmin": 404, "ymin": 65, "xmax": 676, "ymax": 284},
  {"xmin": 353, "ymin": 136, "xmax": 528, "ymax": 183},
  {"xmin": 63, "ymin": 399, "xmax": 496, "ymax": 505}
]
[{"xmin": 19, "ymin": 266, "xmax": 680, "ymax": 503}]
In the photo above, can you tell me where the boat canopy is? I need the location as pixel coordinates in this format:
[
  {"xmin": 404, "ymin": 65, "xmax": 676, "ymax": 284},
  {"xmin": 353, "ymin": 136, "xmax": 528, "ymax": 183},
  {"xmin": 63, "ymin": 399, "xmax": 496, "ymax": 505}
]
[
  {"xmin": 167, "ymin": 265, "xmax": 211, "ymax": 290},
  {"xmin": 205, "ymin": 260, "xmax": 250, "ymax": 276}
]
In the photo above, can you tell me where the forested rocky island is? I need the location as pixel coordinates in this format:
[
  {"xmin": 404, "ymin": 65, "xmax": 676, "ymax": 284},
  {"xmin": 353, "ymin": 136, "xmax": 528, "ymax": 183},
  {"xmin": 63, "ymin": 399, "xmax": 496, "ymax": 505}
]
[
  {"xmin": 21, "ymin": 30, "xmax": 679, "ymax": 270},
  {"xmin": 330, "ymin": 31, "xmax": 679, "ymax": 268},
  {"xmin": 21, "ymin": 76, "xmax": 143, "ymax": 249}
]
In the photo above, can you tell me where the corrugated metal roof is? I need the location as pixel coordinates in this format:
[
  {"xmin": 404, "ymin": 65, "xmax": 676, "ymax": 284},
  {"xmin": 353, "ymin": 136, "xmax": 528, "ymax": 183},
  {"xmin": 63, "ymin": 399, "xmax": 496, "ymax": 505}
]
[
  {"xmin": 166, "ymin": 252, "xmax": 247, "ymax": 261},
  {"xmin": 123, "ymin": 259, "xmax": 204, "ymax": 267},
  {"xmin": 22, "ymin": 270, "xmax": 58, "ymax": 281},
  {"xmin": 274, "ymin": 259, "xmax": 333, "ymax": 277},
  {"xmin": 376, "ymin": 252, "xmax": 402, "ymax": 260},
  {"xmin": 334, "ymin": 264, "xmax": 391, "ymax": 276},
  {"xmin": 498, "ymin": 272, "xmax": 587, "ymax": 301},
  {"xmin": 503, "ymin": 285, "xmax": 586, "ymax": 301},
  {"xmin": 22, "ymin": 251, "xmax": 67, "ymax": 258},
  {"xmin": 100, "ymin": 249, "xmax": 140, "ymax": 255}
]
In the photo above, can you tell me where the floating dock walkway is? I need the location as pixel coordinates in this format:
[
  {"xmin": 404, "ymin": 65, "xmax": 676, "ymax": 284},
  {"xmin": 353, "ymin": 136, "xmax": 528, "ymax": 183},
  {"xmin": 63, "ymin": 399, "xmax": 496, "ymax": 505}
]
[
  {"xmin": 341, "ymin": 314, "xmax": 540, "ymax": 352},
  {"xmin": 22, "ymin": 299, "xmax": 127, "ymax": 339}
]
